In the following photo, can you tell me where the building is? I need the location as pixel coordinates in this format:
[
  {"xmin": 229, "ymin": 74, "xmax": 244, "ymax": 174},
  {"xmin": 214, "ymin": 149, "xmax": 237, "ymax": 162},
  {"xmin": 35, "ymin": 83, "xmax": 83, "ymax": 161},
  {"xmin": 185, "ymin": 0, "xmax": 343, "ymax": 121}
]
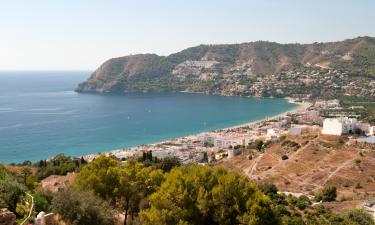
[
  {"xmin": 288, "ymin": 127, "xmax": 302, "ymax": 136},
  {"xmin": 321, "ymin": 117, "xmax": 357, "ymax": 136},
  {"xmin": 314, "ymin": 99, "xmax": 340, "ymax": 109},
  {"xmin": 228, "ymin": 149, "xmax": 241, "ymax": 158},
  {"xmin": 266, "ymin": 128, "xmax": 280, "ymax": 140}
]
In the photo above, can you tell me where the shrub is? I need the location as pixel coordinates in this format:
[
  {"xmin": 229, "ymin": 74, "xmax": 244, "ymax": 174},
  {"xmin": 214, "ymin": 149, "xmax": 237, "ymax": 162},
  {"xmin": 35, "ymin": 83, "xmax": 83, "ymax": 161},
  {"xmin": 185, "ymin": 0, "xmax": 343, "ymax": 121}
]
[
  {"xmin": 343, "ymin": 209, "xmax": 375, "ymax": 225},
  {"xmin": 51, "ymin": 189, "xmax": 115, "ymax": 225},
  {"xmin": 315, "ymin": 185, "xmax": 337, "ymax": 202}
]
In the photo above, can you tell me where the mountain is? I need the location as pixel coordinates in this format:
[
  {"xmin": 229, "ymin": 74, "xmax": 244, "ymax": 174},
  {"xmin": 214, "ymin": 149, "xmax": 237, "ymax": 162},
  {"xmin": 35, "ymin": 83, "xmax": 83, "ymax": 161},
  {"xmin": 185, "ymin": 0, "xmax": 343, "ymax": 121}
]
[{"xmin": 76, "ymin": 37, "xmax": 375, "ymax": 98}]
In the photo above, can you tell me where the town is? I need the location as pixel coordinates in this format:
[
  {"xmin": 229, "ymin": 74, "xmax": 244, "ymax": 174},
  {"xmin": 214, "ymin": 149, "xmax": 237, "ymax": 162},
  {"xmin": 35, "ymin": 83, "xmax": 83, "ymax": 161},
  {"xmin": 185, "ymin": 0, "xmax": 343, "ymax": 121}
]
[{"xmin": 172, "ymin": 59, "xmax": 375, "ymax": 99}]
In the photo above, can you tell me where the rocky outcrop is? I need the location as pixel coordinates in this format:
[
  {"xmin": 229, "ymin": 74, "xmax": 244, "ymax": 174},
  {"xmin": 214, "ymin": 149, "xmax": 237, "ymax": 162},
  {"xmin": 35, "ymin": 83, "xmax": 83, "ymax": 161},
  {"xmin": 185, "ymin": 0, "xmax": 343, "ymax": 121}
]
[{"xmin": 0, "ymin": 208, "xmax": 15, "ymax": 225}]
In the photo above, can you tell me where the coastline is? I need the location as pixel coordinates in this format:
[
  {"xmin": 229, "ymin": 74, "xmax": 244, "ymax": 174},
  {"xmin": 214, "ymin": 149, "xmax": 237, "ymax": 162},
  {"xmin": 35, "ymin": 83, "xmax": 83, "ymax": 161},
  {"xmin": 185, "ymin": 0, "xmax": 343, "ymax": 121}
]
[
  {"xmin": 83, "ymin": 97, "xmax": 311, "ymax": 161},
  {"xmin": 223, "ymin": 98, "xmax": 310, "ymax": 130}
]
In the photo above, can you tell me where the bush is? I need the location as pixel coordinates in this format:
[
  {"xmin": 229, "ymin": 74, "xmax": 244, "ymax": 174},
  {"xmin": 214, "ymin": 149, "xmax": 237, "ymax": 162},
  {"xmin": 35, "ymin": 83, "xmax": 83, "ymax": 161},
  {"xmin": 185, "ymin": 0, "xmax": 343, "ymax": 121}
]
[
  {"xmin": 296, "ymin": 196, "xmax": 311, "ymax": 210},
  {"xmin": 0, "ymin": 179, "xmax": 26, "ymax": 212},
  {"xmin": 51, "ymin": 189, "xmax": 115, "ymax": 225},
  {"xmin": 259, "ymin": 182, "xmax": 278, "ymax": 196},
  {"xmin": 343, "ymin": 209, "xmax": 375, "ymax": 225},
  {"xmin": 315, "ymin": 185, "xmax": 336, "ymax": 202},
  {"xmin": 33, "ymin": 194, "xmax": 49, "ymax": 213},
  {"xmin": 282, "ymin": 155, "xmax": 289, "ymax": 160}
]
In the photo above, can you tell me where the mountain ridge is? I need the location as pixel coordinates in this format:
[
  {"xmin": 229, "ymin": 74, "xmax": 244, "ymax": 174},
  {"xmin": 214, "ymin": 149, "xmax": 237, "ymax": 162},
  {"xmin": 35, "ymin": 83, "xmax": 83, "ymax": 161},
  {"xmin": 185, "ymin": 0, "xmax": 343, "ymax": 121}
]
[{"xmin": 76, "ymin": 36, "xmax": 375, "ymax": 98}]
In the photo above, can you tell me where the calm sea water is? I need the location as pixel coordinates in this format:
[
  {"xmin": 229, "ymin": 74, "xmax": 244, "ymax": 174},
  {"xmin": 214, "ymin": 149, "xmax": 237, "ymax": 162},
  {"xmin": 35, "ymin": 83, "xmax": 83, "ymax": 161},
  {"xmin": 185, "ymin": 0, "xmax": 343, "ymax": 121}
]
[{"xmin": 0, "ymin": 71, "xmax": 296, "ymax": 163}]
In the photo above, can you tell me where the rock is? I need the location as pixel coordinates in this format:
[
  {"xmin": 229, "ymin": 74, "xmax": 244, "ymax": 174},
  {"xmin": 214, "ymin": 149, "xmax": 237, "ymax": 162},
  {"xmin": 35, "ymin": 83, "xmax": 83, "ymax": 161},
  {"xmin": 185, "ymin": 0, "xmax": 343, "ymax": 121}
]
[
  {"xmin": 35, "ymin": 211, "xmax": 56, "ymax": 225},
  {"xmin": 0, "ymin": 208, "xmax": 15, "ymax": 225}
]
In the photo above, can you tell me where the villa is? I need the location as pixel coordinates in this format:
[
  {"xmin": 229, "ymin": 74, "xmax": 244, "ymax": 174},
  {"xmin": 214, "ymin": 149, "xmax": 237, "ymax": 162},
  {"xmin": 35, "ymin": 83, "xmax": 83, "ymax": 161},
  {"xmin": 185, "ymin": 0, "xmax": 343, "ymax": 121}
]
[{"xmin": 321, "ymin": 117, "xmax": 357, "ymax": 136}]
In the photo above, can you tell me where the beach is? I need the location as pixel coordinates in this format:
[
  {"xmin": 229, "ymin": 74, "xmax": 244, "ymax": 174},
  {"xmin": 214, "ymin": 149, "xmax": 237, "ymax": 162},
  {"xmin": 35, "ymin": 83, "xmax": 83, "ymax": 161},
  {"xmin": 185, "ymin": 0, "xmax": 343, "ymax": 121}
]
[{"xmin": 83, "ymin": 98, "xmax": 312, "ymax": 162}]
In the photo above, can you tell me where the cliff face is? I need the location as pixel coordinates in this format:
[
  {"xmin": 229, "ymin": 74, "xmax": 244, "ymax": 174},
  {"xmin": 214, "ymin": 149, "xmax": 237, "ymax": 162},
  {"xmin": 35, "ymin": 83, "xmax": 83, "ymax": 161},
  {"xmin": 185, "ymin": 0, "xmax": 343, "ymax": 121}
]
[{"xmin": 76, "ymin": 37, "xmax": 375, "ymax": 96}]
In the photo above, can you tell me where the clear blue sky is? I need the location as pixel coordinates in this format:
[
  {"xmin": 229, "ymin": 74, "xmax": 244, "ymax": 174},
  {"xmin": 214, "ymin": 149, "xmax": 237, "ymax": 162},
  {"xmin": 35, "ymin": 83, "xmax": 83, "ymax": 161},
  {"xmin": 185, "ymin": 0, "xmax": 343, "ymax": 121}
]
[{"xmin": 0, "ymin": 0, "xmax": 374, "ymax": 70}]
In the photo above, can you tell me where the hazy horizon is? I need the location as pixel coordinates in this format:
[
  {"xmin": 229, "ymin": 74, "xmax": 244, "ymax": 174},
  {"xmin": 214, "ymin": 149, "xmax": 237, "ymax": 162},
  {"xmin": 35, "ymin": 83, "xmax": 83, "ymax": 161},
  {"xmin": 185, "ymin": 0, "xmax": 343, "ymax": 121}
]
[{"xmin": 1, "ymin": 0, "xmax": 374, "ymax": 70}]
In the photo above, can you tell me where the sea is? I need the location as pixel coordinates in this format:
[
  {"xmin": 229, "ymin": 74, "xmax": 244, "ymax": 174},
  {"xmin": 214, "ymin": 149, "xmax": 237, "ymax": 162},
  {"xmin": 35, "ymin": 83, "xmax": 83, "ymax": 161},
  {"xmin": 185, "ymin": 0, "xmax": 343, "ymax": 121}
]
[{"xmin": 0, "ymin": 71, "xmax": 296, "ymax": 163}]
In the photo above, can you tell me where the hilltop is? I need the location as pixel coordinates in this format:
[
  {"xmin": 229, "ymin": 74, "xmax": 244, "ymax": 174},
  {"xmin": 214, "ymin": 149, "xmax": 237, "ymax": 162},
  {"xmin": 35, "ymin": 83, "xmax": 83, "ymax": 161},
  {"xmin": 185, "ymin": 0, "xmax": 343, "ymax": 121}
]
[{"xmin": 76, "ymin": 36, "xmax": 375, "ymax": 98}]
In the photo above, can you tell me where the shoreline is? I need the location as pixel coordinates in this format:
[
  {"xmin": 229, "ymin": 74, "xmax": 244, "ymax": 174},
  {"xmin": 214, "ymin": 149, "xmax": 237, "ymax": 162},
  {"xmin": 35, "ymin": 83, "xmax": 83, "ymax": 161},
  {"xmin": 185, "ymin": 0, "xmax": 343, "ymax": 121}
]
[
  {"xmin": 223, "ymin": 98, "xmax": 310, "ymax": 130},
  {"xmin": 83, "ymin": 97, "xmax": 311, "ymax": 161}
]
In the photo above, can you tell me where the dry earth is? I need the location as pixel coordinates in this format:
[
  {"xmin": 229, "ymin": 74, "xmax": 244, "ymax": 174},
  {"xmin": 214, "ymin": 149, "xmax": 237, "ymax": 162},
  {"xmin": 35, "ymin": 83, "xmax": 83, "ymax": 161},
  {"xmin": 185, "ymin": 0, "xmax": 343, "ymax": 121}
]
[{"xmin": 221, "ymin": 133, "xmax": 375, "ymax": 201}]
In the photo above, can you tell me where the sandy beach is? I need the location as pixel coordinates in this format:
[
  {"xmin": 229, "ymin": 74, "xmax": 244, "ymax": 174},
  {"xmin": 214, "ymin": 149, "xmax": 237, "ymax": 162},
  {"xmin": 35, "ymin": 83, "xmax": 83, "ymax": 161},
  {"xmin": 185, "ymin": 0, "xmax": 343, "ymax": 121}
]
[{"xmin": 83, "ymin": 98, "xmax": 312, "ymax": 161}]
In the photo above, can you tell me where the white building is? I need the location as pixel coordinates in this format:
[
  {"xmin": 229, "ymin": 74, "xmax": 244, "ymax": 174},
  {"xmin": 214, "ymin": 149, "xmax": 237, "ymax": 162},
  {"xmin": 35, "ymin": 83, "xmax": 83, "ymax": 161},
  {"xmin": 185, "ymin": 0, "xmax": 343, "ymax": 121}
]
[
  {"xmin": 228, "ymin": 149, "xmax": 241, "ymax": 158},
  {"xmin": 321, "ymin": 117, "xmax": 357, "ymax": 136},
  {"xmin": 314, "ymin": 99, "xmax": 340, "ymax": 109},
  {"xmin": 288, "ymin": 127, "xmax": 302, "ymax": 136}
]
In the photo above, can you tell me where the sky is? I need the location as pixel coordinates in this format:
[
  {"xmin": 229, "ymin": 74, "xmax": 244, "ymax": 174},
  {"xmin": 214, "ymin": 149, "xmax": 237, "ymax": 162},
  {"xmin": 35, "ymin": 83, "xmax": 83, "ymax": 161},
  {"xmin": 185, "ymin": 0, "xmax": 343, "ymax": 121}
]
[{"xmin": 0, "ymin": 0, "xmax": 374, "ymax": 70}]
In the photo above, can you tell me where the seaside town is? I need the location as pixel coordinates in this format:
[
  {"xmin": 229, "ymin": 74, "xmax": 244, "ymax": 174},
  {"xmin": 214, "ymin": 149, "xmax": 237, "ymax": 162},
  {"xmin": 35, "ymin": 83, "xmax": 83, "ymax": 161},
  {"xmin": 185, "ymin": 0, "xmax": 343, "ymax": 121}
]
[
  {"xmin": 172, "ymin": 60, "xmax": 375, "ymax": 98},
  {"xmin": 84, "ymin": 98, "xmax": 374, "ymax": 164}
]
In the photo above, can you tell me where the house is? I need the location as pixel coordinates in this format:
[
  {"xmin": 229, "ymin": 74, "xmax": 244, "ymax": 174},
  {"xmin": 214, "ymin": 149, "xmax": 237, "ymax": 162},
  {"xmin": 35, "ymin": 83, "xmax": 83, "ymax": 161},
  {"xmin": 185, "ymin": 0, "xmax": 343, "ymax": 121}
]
[
  {"xmin": 321, "ymin": 117, "xmax": 357, "ymax": 136},
  {"xmin": 287, "ymin": 125, "xmax": 314, "ymax": 136},
  {"xmin": 266, "ymin": 128, "xmax": 280, "ymax": 140},
  {"xmin": 228, "ymin": 149, "xmax": 241, "ymax": 158},
  {"xmin": 288, "ymin": 127, "xmax": 302, "ymax": 136},
  {"xmin": 314, "ymin": 99, "xmax": 340, "ymax": 109}
]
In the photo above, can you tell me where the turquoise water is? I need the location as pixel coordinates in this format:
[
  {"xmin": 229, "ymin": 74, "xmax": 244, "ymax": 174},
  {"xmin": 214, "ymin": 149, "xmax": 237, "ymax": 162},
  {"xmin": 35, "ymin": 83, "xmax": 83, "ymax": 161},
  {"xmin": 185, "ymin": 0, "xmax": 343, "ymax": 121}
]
[{"xmin": 0, "ymin": 71, "xmax": 296, "ymax": 163}]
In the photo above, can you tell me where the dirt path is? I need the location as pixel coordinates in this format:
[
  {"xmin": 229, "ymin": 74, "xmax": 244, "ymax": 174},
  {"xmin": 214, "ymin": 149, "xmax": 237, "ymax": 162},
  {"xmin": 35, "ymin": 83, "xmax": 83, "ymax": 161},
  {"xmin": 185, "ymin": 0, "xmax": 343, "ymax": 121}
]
[
  {"xmin": 20, "ymin": 193, "xmax": 34, "ymax": 225},
  {"xmin": 247, "ymin": 154, "xmax": 264, "ymax": 177}
]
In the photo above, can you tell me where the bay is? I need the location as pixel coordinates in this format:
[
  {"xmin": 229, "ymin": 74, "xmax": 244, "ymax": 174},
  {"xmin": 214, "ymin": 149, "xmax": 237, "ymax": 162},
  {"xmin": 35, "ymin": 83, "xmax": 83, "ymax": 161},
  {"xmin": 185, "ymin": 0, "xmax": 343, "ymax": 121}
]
[{"xmin": 0, "ymin": 71, "xmax": 296, "ymax": 163}]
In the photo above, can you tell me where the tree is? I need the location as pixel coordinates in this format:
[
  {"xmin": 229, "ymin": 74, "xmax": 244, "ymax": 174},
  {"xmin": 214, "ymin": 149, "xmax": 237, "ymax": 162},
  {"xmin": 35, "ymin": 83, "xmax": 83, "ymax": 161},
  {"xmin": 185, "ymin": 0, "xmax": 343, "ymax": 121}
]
[
  {"xmin": 0, "ymin": 179, "xmax": 25, "ymax": 213},
  {"xmin": 140, "ymin": 165, "xmax": 279, "ymax": 225},
  {"xmin": 75, "ymin": 155, "xmax": 164, "ymax": 225},
  {"xmin": 74, "ymin": 154, "xmax": 120, "ymax": 201},
  {"xmin": 20, "ymin": 166, "xmax": 32, "ymax": 185},
  {"xmin": 117, "ymin": 160, "xmax": 164, "ymax": 225},
  {"xmin": 153, "ymin": 156, "xmax": 180, "ymax": 172},
  {"xmin": 255, "ymin": 140, "xmax": 264, "ymax": 151},
  {"xmin": 315, "ymin": 185, "xmax": 337, "ymax": 202},
  {"xmin": 51, "ymin": 188, "xmax": 115, "ymax": 225},
  {"xmin": 259, "ymin": 182, "xmax": 278, "ymax": 196}
]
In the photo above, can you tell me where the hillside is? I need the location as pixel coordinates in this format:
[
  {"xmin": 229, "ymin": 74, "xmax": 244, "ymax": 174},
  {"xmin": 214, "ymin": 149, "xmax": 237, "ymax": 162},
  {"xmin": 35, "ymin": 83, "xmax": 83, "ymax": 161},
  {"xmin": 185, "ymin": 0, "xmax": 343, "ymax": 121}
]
[
  {"xmin": 76, "ymin": 36, "xmax": 375, "ymax": 98},
  {"xmin": 221, "ymin": 133, "xmax": 375, "ymax": 200}
]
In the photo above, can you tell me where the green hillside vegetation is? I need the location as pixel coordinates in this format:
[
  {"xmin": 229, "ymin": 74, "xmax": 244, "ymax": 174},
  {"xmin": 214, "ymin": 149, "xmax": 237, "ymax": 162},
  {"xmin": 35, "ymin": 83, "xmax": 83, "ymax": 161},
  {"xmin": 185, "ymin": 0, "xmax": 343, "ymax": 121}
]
[
  {"xmin": 334, "ymin": 38, "xmax": 375, "ymax": 78},
  {"xmin": 1, "ymin": 155, "xmax": 375, "ymax": 225}
]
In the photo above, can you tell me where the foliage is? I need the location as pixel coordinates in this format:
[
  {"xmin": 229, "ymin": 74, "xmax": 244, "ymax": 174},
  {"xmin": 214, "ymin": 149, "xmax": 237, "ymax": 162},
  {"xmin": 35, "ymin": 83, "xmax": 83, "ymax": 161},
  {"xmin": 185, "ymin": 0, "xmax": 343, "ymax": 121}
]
[
  {"xmin": 35, "ymin": 154, "xmax": 84, "ymax": 180},
  {"xmin": 0, "ymin": 178, "xmax": 26, "ymax": 212},
  {"xmin": 315, "ymin": 185, "xmax": 337, "ymax": 202},
  {"xmin": 74, "ymin": 155, "xmax": 120, "ymax": 200},
  {"xmin": 140, "ymin": 165, "xmax": 279, "ymax": 225},
  {"xmin": 51, "ymin": 188, "xmax": 115, "ymax": 225},
  {"xmin": 259, "ymin": 182, "xmax": 278, "ymax": 196},
  {"xmin": 75, "ymin": 155, "xmax": 165, "ymax": 225},
  {"xmin": 343, "ymin": 209, "xmax": 375, "ymax": 225},
  {"xmin": 151, "ymin": 156, "xmax": 181, "ymax": 172}
]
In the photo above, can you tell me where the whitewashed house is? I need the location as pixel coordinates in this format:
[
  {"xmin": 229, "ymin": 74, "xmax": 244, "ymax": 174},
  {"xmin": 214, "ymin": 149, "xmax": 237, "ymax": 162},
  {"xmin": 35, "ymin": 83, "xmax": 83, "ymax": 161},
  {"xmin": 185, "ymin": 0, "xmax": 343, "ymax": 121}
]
[
  {"xmin": 288, "ymin": 127, "xmax": 302, "ymax": 136},
  {"xmin": 321, "ymin": 117, "xmax": 357, "ymax": 136}
]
